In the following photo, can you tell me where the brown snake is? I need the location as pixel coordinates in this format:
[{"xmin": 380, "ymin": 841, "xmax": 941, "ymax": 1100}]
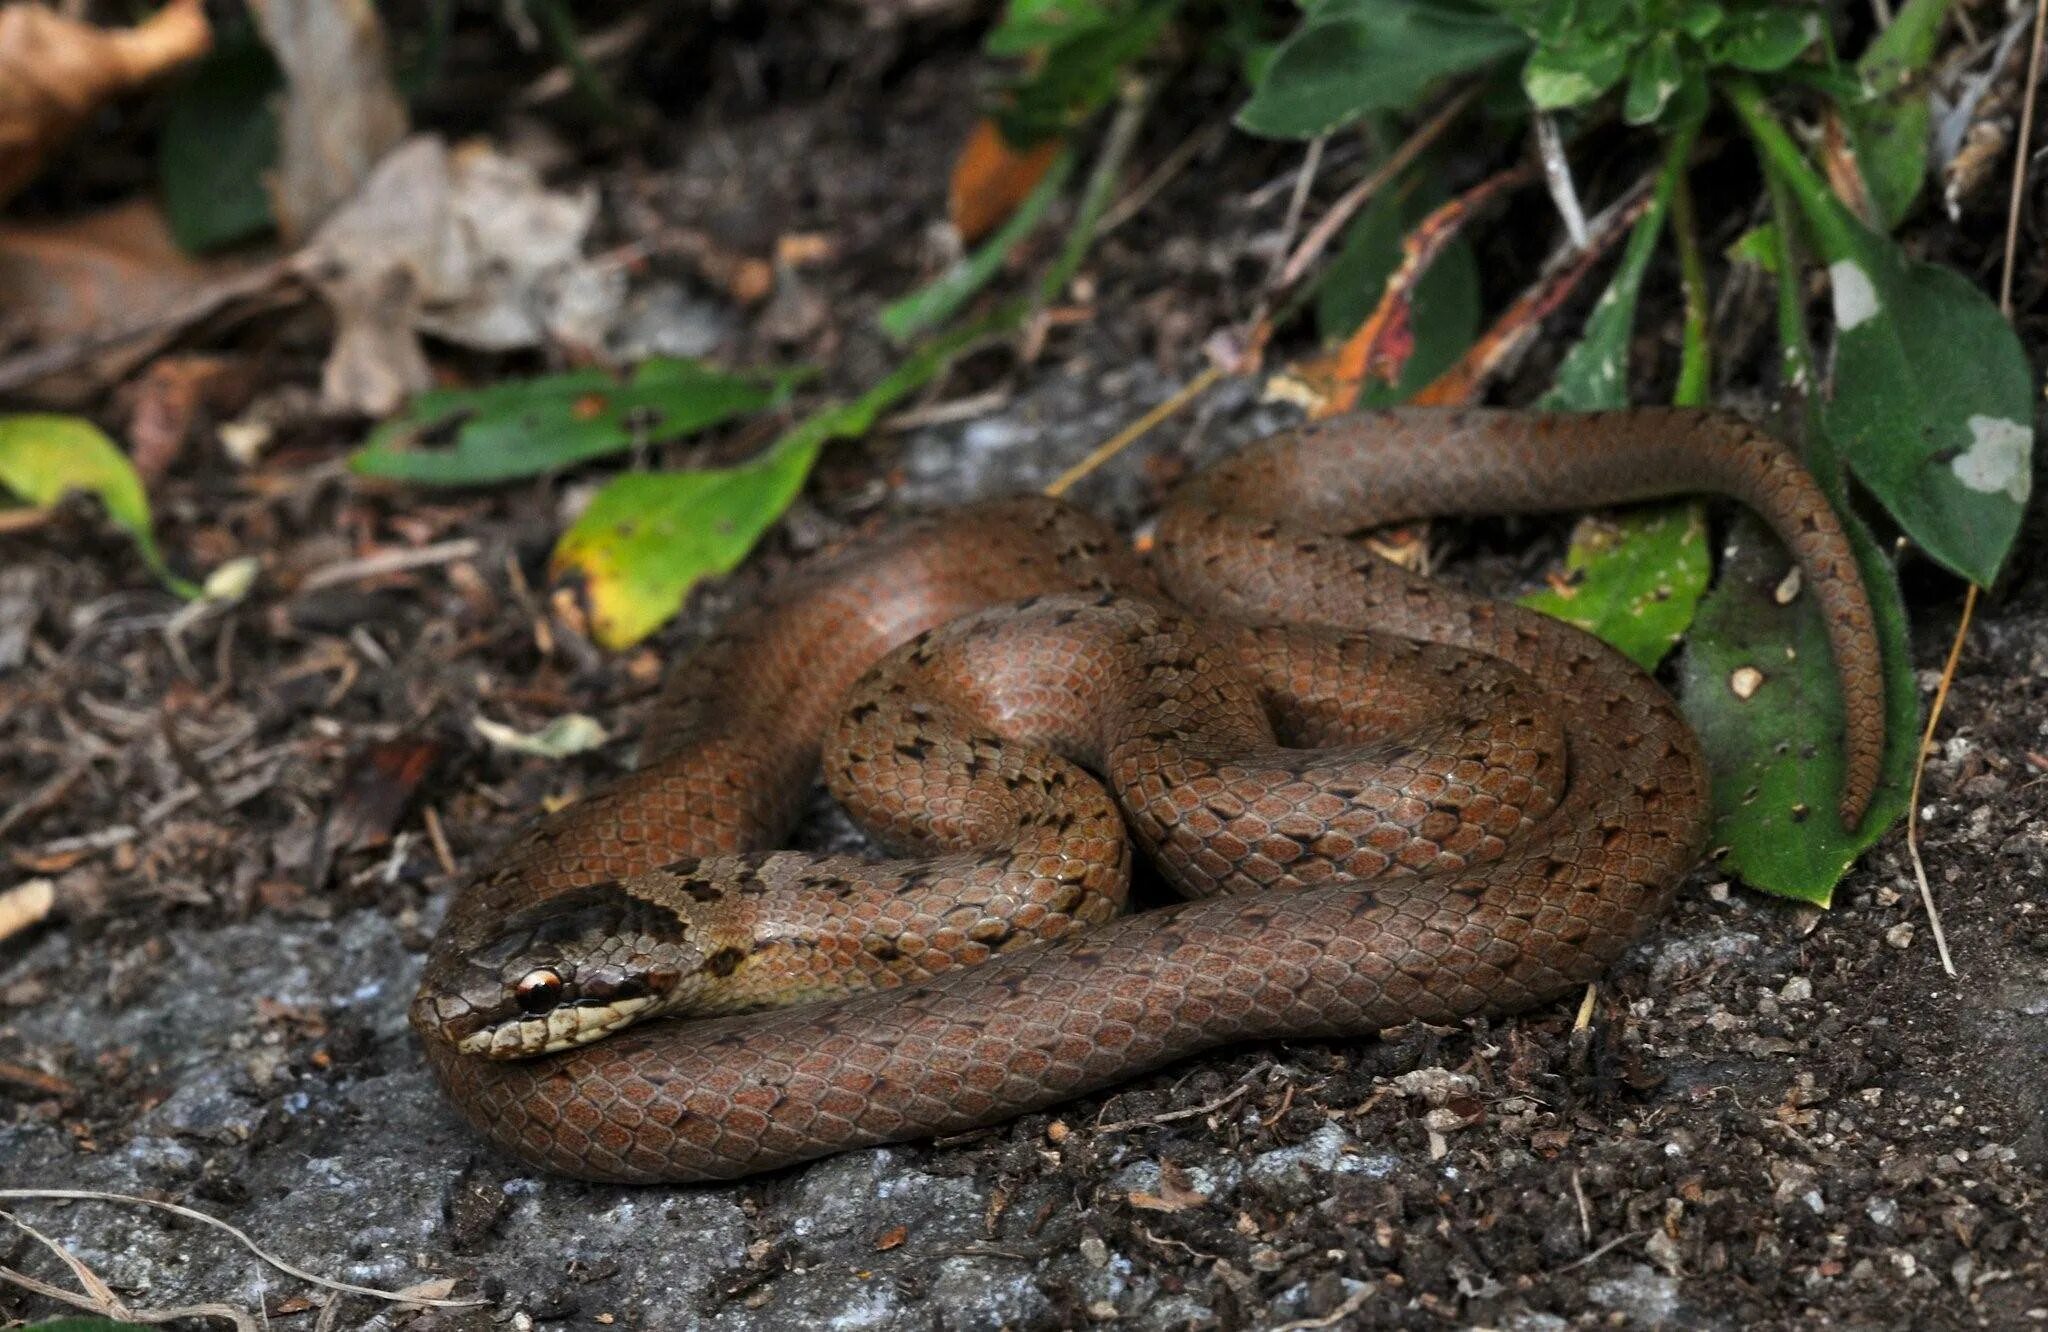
[{"xmin": 411, "ymin": 407, "xmax": 1884, "ymax": 1183}]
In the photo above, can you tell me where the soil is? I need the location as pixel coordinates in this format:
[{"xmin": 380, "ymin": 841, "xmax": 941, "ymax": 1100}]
[{"xmin": 1, "ymin": 12, "xmax": 2044, "ymax": 1332}]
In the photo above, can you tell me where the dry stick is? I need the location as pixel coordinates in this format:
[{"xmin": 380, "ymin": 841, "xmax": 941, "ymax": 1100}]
[
  {"xmin": 1097, "ymin": 119, "xmax": 1229, "ymax": 237},
  {"xmin": 1, "ymin": 1207, "xmax": 258, "ymax": 1330},
  {"xmin": 1041, "ymin": 363, "xmax": 1225, "ymax": 499},
  {"xmin": 1273, "ymin": 84, "xmax": 1483, "ymax": 293},
  {"xmin": 1269, "ymin": 1284, "xmax": 1374, "ymax": 1331},
  {"xmin": 1903, "ymin": 0, "xmax": 2044, "ymax": 977},
  {"xmin": 0, "ymin": 1189, "xmax": 485, "ymax": 1310}
]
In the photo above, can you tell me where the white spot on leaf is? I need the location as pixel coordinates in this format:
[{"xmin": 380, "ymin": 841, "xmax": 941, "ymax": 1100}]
[
  {"xmin": 1829, "ymin": 260, "xmax": 1879, "ymax": 331},
  {"xmin": 1951, "ymin": 415, "xmax": 2032, "ymax": 503},
  {"xmin": 1729, "ymin": 666, "xmax": 1765, "ymax": 700}
]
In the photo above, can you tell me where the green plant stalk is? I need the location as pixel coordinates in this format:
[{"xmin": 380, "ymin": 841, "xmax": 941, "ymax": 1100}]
[
  {"xmin": 529, "ymin": 0, "xmax": 617, "ymax": 117},
  {"xmin": 879, "ymin": 151, "xmax": 1076, "ymax": 342},
  {"xmin": 1037, "ymin": 77, "xmax": 1154, "ymax": 310},
  {"xmin": 1723, "ymin": 76, "xmax": 1858, "ymax": 262},
  {"xmin": 1669, "ymin": 167, "xmax": 1710, "ymax": 407}
]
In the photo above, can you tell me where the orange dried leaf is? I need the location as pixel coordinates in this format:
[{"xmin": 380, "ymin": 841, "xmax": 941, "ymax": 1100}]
[
  {"xmin": 949, "ymin": 118, "xmax": 1061, "ymax": 244},
  {"xmin": 0, "ymin": 0, "xmax": 212, "ymax": 205}
]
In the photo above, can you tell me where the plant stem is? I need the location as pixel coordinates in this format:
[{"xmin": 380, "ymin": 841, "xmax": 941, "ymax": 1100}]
[{"xmin": 1670, "ymin": 167, "xmax": 1710, "ymax": 407}]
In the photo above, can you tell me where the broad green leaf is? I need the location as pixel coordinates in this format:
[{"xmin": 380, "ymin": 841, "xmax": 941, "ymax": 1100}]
[
  {"xmin": 1315, "ymin": 183, "xmax": 1480, "ymax": 400},
  {"xmin": 1847, "ymin": 0, "xmax": 1952, "ymax": 226},
  {"xmin": 552, "ymin": 314, "xmax": 1009, "ymax": 647},
  {"xmin": 1708, "ymin": 6, "xmax": 1820, "ymax": 72},
  {"xmin": 999, "ymin": 2, "xmax": 1172, "ymax": 144},
  {"xmin": 1678, "ymin": 145, "xmax": 1915, "ymax": 901},
  {"xmin": 352, "ymin": 360, "xmax": 802, "ymax": 487},
  {"xmin": 553, "ymin": 439, "xmax": 821, "ymax": 649},
  {"xmin": 1521, "ymin": 31, "xmax": 1633, "ymax": 110},
  {"xmin": 987, "ymin": 0, "xmax": 1120, "ymax": 55},
  {"xmin": 1819, "ymin": 240, "xmax": 2033, "ymax": 585},
  {"xmin": 1237, "ymin": 0, "xmax": 1526, "ymax": 138},
  {"xmin": 1522, "ymin": 507, "xmax": 1711, "ymax": 671},
  {"xmin": 1735, "ymin": 81, "xmax": 2033, "ymax": 586},
  {"xmin": 1675, "ymin": 1, "xmax": 1726, "ymax": 39},
  {"xmin": 1622, "ymin": 32, "xmax": 1685, "ymax": 125},
  {"xmin": 158, "ymin": 32, "xmax": 280, "ymax": 252},
  {"xmin": 880, "ymin": 151, "xmax": 1073, "ymax": 342},
  {"xmin": 1678, "ymin": 500, "xmax": 1916, "ymax": 902},
  {"xmin": 0, "ymin": 415, "xmax": 196, "ymax": 597}
]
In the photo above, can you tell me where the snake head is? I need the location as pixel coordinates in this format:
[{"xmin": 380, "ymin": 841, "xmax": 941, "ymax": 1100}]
[{"xmin": 411, "ymin": 883, "xmax": 699, "ymax": 1059}]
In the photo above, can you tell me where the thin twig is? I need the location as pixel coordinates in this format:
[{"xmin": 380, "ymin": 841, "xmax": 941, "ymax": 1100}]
[
  {"xmin": 1270, "ymin": 135, "xmax": 1329, "ymax": 286},
  {"xmin": 1097, "ymin": 119, "xmax": 1229, "ymax": 236},
  {"xmin": 1042, "ymin": 364, "xmax": 1224, "ymax": 498},
  {"xmin": 1093, "ymin": 1077, "xmax": 1256, "ymax": 1134},
  {"xmin": 1273, "ymin": 84, "xmax": 1482, "ymax": 292},
  {"xmin": 1998, "ymin": 0, "xmax": 2046, "ymax": 315},
  {"xmin": 1903, "ymin": 585, "xmax": 1971, "ymax": 978},
  {"xmin": 1, "ymin": 1207, "xmax": 258, "ymax": 1330},
  {"xmin": 1902, "ymin": 0, "xmax": 2042, "ymax": 978},
  {"xmin": 1545, "ymin": 1229, "xmax": 1648, "ymax": 1276},
  {"xmin": 1268, "ymin": 1283, "xmax": 1373, "ymax": 1331},
  {"xmin": 0, "ymin": 1190, "xmax": 484, "ymax": 1309},
  {"xmin": 299, "ymin": 539, "xmax": 483, "ymax": 593}
]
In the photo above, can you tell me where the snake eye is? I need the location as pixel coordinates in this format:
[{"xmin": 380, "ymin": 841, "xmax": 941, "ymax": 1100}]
[{"xmin": 514, "ymin": 968, "xmax": 564, "ymax": 1013}]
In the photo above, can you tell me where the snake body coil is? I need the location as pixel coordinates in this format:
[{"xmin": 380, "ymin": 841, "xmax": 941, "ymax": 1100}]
[{"xmin": 412, "ymin": 408, "xmax": 1883, "ymax": 1183}]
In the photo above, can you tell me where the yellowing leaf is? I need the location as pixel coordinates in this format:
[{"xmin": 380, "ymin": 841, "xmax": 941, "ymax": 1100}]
[{"xmin": 0, "ymin": 414, "xmax": 196, "ymax": 596}]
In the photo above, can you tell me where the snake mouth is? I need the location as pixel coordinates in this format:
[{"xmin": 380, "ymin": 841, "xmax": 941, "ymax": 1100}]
[{"xmin": 455, "ymin": 994, "xmax": 664, "ymax": 1059}]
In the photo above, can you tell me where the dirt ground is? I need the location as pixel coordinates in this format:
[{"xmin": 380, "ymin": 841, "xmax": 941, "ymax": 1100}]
[{"xmin": 1, "ymin": 13, "xmax": 2044, "ymax": 1332}]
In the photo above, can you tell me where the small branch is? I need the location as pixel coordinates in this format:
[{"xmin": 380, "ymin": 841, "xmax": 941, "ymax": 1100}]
[{"xmin": 1273, "ymin": 84, "xmax": 1482, "ymax": 292}]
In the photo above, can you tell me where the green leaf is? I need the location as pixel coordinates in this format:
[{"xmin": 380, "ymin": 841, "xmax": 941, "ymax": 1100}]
[
  {"xmin": 1820, "ymin": 239, "xmax": 2033, "ymax": 585},
  {"xmin": 1847, "ymin": 0, "xmax": 1952, "ymax": 226},
  {"xmin": 1678, "ymin": 499, "xmax": 1916, "ymax": 902},
  {"xmin": 1725, "ymin": 221, "xmax": 1781, "ymax": 273},
  {"xmin": 1314, "ymin": 183, "xmax": 1480, "ymax": 400},
  {"xmin": 998, "ymin": 2, "xmax": 1171, "ymax": 144},
  {"xmin": 1675, "ymin": 1, "xmax": 1726, "ymax": 39},
  {"xmin": 1708, "ymin": 6, "xmax": 1820, "ymax": 72},
  {"xmin": 351, "ymin": 360, "xmax": 803, "ymax": 487},
  {"xmin": 1622, "ymin": 32, "xmax": 1685, "ymax": 125},
  {"xmin": 1521, "ymin": 31, "xmax": 1634, "ymax": 110},
  {"xmin": 1676, "ymin": 151, "xmax": 1916, "ymax": 901},
  {"xmin": 1237, "ymin": 0, "xmax": 1527, "ymax": 139},
  {"xmin": 1734, "ymin": 83, "xmax": 2032, "ymax": 585},
  {"xmin": 1521, "ymin": 506, "xmax": 1712, "ymax": 671},
  {"xmin": 551, "ymin": 314, "xmax": 1013, "ymax": 647},
  {"xmin": 879, "ymin": 151, "xmax": 1073, "ymax": 342},
  {"xmin": 1540, "ymin": 115, "xmax": 1699, "ymax": 411},
  {"xmin": 157, "ymin": 32, "xmax": 280, "ymax": 252},
  {"xmin": 987, "ymin": 0, "xmax": 1121, "ymax": 55},
  {"xmin": 0, "ymin": 415, "xmax": 197, "ymax": 597}
]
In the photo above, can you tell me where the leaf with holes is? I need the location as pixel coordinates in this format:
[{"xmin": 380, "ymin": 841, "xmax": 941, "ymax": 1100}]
[
  {"xmin": 1677, "ymin": 499, "xmax": 1916, "ymax": 902},
  {"xmin": 352, "ymin": 360, "xmax": 804, "ymax": 487}
]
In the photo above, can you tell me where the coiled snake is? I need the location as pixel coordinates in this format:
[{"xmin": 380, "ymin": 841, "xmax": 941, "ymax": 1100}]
[{"xmin": 410, "ymin": 408, "xmax": 1882, "ymax": 1183}]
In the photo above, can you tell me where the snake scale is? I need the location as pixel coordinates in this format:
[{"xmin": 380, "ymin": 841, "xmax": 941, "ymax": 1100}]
[{"xmin": 411, "ymin": 407, "xmax": 1883, "ymax": 1183}]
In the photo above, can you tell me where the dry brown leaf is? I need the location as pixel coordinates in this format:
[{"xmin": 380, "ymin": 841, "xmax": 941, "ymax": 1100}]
[
  {"xmin": 299, "ymin": 135, "xmax": 619, "ymax": 414},
  {"xmin": 949, "ymin": 118, "xmax": 1061, "ymax": 245},
  {"xmin": 0, "ymin": 198, "xmax": 254, "ymax": 404},
  {"xmin": 247, "ymin": 0, "xmax": 407, "ymax": 240},
  {"xmin": 0, "ymin": 0, "xmax": 211, "ymax": 206}
]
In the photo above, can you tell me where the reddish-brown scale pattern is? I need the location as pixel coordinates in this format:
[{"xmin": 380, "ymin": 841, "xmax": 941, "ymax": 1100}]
[{"xmin": 412, "ymin": 408, "xmax": 1886, "ymax": 1182}]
